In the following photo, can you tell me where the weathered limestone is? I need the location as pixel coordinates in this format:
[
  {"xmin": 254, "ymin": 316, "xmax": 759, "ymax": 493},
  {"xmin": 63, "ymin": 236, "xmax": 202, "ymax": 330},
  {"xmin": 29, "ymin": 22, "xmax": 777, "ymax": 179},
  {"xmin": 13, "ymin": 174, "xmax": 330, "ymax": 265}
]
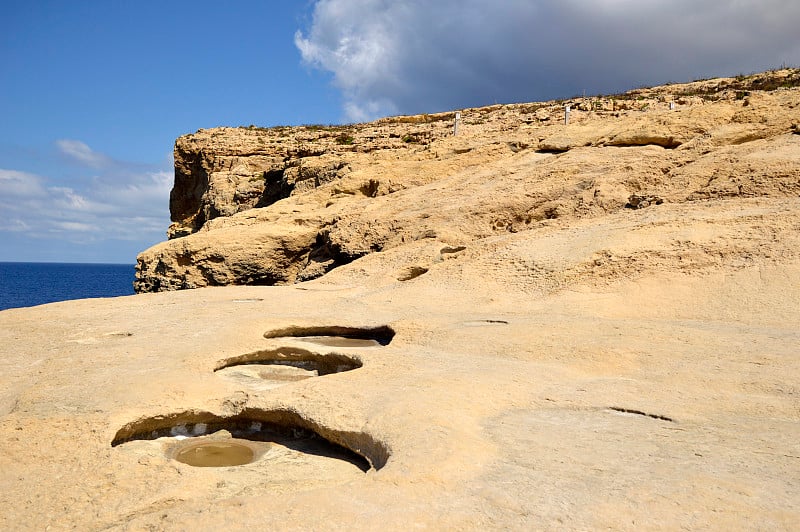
[
  {"xmin": 2, "ymin": 69, "xmax": 800, "ymax": 529},
  {"xmin": 137, "ymin": 69, "xmax": 800, "ymax": 293}
]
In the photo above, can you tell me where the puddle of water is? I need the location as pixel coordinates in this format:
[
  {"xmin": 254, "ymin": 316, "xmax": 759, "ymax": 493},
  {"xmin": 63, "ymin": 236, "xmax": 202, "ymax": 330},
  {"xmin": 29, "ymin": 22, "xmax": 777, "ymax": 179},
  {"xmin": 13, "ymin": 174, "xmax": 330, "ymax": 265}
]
[
  {"xmin": 174, "ymin": 440, "xmax": 258, "ymax": 467},
  {"xmin": 297, "ymin": 336, "xmax": 381, "ymax": 348}
]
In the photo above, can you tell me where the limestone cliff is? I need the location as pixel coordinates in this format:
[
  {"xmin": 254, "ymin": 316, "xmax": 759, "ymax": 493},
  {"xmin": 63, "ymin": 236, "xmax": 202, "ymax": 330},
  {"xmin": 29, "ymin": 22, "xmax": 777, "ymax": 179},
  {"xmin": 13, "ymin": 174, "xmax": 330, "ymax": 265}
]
[
  {"xmin": 136, "ymin": 69, "xmax": 800, "ymax": 292},
  {"xmin": 4, "ymin": 69, "xmax": 800, "ymax": 530}
]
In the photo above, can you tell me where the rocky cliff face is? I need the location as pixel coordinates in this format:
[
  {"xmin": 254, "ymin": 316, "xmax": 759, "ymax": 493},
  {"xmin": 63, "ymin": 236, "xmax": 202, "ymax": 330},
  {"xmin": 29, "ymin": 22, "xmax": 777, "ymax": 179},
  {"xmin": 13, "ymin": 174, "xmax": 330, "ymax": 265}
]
[
  {"xmin": 5, "ymin": 69, "xmax": 800, "ymax": 529},
  {"xmin": 136, "ymin": 69, "xmax": 800, "ymax": 292}
]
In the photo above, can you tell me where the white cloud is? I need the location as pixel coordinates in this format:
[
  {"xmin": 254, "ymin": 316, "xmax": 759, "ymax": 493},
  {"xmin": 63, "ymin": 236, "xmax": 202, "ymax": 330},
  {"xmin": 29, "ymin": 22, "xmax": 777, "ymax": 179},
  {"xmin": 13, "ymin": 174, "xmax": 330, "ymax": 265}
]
[
  {"xmin": 0, "ymin": 161, "xmax": 171, "ymax": 248},
  {"xmin": 53, "ymin": 221, "xmax": 95, "ymax": 232},
  {"xmin": 0, "ymin": 218, "xmax": 32, "ymax": 232},
  {"xmin": 56, "ymin": 139, "xmax": 112, "ymax": 168},
  {"xmin": 1, "ymin": 141, "xmax": 174, "ymax": 262},
  {"xmin": 296, "ymin": 0, "xmax": 800, "ymax": 121},
  {"xmin": 96, "ymin": 170, "xmax": 173, "ymax": 217},
  {"xmin": 0, "ymin": 169, "xmax": 46, "ymax": 196},
  {"xmin": 50, "ymin": 187, "xmax": 96, "ymax": 212}
]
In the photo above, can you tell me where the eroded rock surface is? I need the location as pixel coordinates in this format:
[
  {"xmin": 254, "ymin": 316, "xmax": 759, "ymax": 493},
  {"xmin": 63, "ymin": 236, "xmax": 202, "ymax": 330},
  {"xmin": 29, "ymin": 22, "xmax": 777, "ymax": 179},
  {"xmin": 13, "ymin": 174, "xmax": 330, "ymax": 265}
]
[
  {"xmin": 2, "ymin": 70, "xmax": 800, "ymax": 530},
  {"xmin": 137, "ymin": 69, "xmax": 800, "ymax": 293}
]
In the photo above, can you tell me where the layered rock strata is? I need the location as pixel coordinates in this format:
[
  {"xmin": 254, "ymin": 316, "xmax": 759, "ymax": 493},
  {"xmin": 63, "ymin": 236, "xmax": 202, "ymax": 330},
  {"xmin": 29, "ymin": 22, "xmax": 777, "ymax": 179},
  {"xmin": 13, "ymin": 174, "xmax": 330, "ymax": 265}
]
[{"xmin": 136, "ymin": 69, "xmax": 800, "ymax": 292}]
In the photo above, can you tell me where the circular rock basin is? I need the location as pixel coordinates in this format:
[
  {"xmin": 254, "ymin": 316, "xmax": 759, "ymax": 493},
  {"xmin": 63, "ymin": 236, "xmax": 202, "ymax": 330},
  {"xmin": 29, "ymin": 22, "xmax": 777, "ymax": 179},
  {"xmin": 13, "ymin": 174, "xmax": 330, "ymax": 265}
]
[
  {"xmin": 297, "ymin": 336, "xmax": 381, "ymax": 348},
  {"xmin": 215, "ymin": 364, "xmax": 319, "ymax": 391},
  {"xmin": 175, "ymin": 440, "xmax": 257, "ymax": 467},
  {"xmin": 114, "ymin": 416, "xmax": 382, "ymax": 475}
]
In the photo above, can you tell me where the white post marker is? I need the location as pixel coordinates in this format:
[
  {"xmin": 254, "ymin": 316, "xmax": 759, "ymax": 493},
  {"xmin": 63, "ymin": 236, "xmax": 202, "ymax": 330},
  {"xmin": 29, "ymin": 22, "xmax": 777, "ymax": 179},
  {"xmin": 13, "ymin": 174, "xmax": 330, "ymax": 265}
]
[
  {"xmin": 454, "ymin": 111, "xmax": 461, "ymax": 136},
  {"xmin": 564, "ymin": 105, "xmax": 571, "ymax": 125},
  {"xmin": 670, "ymin": 101, "xmax": 675, "ymax": 110}
]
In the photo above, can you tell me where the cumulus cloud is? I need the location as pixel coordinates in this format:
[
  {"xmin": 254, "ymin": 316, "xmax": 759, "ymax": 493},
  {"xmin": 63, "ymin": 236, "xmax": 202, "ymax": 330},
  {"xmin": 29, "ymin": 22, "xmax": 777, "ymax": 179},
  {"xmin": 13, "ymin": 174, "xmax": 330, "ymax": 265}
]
[
  {"xmin": 0, "ymin": 143, "xmax": 172, "ymax": 252},
  {"xmin": 56, "ymin": 139, "xmax": 113, "ymax": 168},
  {"xmin": 296, "ymin": 0, "xmax": 800, "ymax": 121}
]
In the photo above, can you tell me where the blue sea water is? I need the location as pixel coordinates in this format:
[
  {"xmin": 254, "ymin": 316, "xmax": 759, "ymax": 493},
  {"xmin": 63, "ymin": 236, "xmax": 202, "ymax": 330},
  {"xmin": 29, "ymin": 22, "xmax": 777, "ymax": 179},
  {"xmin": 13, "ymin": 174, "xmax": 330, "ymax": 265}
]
[{"xmin": 0, "ymin": 262, "xmax": 136, "ymax": 311}]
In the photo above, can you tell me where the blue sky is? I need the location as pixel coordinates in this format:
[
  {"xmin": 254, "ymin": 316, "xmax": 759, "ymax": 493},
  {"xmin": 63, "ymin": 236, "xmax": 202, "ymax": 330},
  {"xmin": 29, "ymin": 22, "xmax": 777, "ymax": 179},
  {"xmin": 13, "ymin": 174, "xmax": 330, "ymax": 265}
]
[
  {"xmin": 1, "ymin": 1, "xmax": 338, "ymax": 263},
  {"xmin": 2, "ymin": 1, "xmax": 798, "ymax": 263}
]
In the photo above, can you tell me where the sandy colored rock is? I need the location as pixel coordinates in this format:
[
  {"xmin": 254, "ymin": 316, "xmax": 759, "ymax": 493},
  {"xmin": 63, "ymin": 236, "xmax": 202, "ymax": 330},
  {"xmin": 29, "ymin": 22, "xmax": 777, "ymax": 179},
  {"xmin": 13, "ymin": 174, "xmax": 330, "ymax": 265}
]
[
  {"xmin": 137, "ymin": 69, "xmax": 800, "ymax": 293},
  {"xmin": 2, "ymin": 69, "xmax": 800, "ymax": 530}
]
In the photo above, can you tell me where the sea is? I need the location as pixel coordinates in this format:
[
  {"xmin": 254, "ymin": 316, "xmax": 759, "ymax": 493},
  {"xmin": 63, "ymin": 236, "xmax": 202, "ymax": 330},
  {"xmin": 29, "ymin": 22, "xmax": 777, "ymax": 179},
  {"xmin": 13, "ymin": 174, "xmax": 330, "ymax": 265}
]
[{"xmin": 0, "ymin": 262, "xmax": 136, "ymax": 311}]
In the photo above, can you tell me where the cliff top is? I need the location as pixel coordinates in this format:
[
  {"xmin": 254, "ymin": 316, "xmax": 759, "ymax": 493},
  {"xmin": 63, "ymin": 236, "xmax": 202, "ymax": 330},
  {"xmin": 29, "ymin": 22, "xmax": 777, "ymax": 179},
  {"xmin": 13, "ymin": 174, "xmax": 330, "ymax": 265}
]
[{"xmin": 139, "ymin": 68, "xmax": 800, "ymax": 290}]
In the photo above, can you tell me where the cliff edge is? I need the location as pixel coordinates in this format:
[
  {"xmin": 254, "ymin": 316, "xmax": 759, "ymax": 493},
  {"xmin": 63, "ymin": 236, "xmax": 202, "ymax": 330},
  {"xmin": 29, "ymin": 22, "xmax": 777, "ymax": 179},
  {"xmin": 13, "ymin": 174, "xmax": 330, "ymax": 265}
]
[{"xmin": 135, "ymin": 69, "xmax": 800, "ymax": 292}]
